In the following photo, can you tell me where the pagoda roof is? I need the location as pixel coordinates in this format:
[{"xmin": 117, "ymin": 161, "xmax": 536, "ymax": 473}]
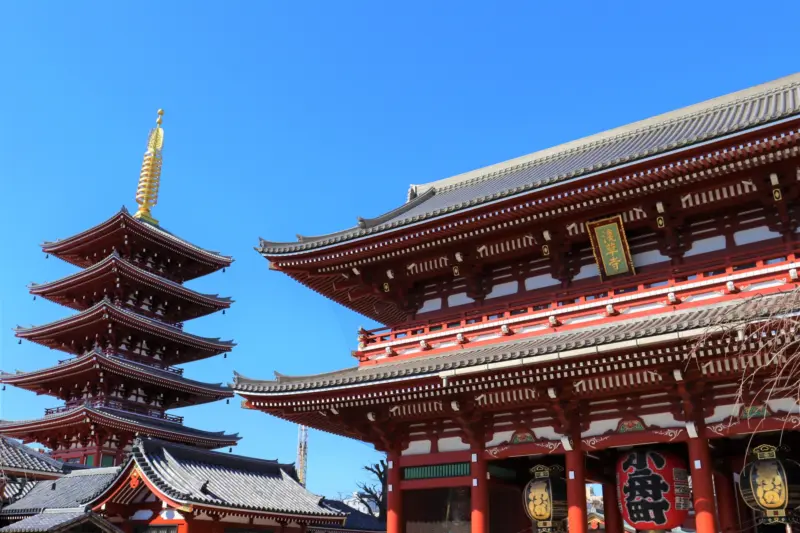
[
  {"xmin": 233, "ymin": 290, "xmax": 797, "ymax": 395},
  {"xmin": 258, "ymin": 72, "xmax": 800, "ymax": 256},
  {"xmin": 29, "ymin": 253, "xmax": 232, "ymax": 318},
  {"xmin": 1, "ymin": 350, "xmax": 233, "ymax": 405},
  {"xmin": 41, "ymin": 208, "xmax": 232, "ymax": 280},
  {"xmin": 15, "ymin": 300, "xmax": 235, "ymax": 363},
  {"xmin": 0, "ymin": 510, "xmax": 121, "ymax": 533},
  {"xmin": 0, "ymin": 467, "xmax": 119, "ymax": 518},
  {"xmin": 0, "ymin": 435, "xmax": 68, "ymax": 477},
  {"xmin": 0, "ymin": 406, "xmax": 240, "ymax": 449},
  {"xmin": 89, "ymin": 438, "xmax": 345, "ymax": 524}
]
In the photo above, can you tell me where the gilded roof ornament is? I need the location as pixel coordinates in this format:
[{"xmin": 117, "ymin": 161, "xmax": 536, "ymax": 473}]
[{"xmin": 133, "ymin": 109, "xmax": 165, "ymax": 225}]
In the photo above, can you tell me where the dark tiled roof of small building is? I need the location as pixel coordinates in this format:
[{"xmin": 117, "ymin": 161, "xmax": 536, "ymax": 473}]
[
  {"xmin": 315, "ymin": 500, "xmax": 385, "ymax": 532},
  {"xmin": 3, "ymin": 479, "xmax": 38, "ymax": 505},
  {"xmin": 0, "ymin": 510, "xmax": 121, "ymax": 533},
  {"xmin": 0, "ymin": 436, "xmax": 64, "ymax": 475},
  {"xmin": 259, "ymin": 73, "xmax": 800, "ymax": 255},
  {"xmin": 234, "ymin": 290, "xmax": 797, "ymax": 394},
  {"xmin": 0, "ymin": 468, "xmax": 119, "ymax": 516},
  {"xmin": 123, "ymin": 438, "xmax": 344, "ymax": 519}
]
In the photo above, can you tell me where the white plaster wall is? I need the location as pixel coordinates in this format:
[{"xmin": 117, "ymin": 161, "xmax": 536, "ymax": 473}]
[
  {"xmin": 160, "ymin": 510, "xmax": 185, "ymax": 521},
  {"xmin": 402, "ymin": 440, "xmax": 432, "ymax": 456},
  {"xmin": 632, "ymin": 249, "xmax": 670, "ymax": 267},
  {"xmin": 767, "ymin": 398, "xmax": 800, "ymax": 414},
  {"xmin": 447, "ymin": 292, "xmax": 474, "ymax": 307},
  {"xmin": 485, "ymin": 430, "xmax": 514, "ymax": 447},
  {"xmin": 221, "ymin": 515, "xmax": 250, "ymax": 524},
  {"xmin": 734, "ymin": 226, "xmax": 781, "ymax": 245},
  {"xmin": 254, "ymin": 518, "xmax": 281, "ymax": 526},
  {"xmin": 582, "ymin": 418, "xmax": 621, "ymax": 438},
  {"xmin": 130, "ymin": 510, "xmax": 154, "ymax": 521},
  {"xmin": 418, "ymin": 298, "xmax": 442, "ymax": 313},
  {"xmin": 704, "ymin": 404, "xmax": 741, "ymax": 424},
  {"xmin": 438, "ymin": 436, "xmax": 469, "ymax": 452},
  {"xmin": 573, "ymin": 263, "xmax": 599, "ymax": 281},
  {"xmin": 486, "ymin": 281, "xmax": 518, "ymax": 300},
  {"xmin": 640, "ymin": 412, "xmax": 681, "ymax": 428},
  {"xmin": 685, "ymin": 236, "xmax": 726, "ymax": 257},
  {"xmin": 525, "ymin": 274, "xmax": 560, "ymax": 291}
]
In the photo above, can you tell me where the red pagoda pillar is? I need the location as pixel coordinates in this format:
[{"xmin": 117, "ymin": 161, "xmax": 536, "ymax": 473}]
[
  {"xmin": 688, "ymin": 436, "xmax": 718, "ymax": 533},
  {"xmin": 602, "ymin": 480, "xmax": 623, "ymax": 533},
  {"xmin": 387, "ymin": 450, "xmax": 403, "ymax": 533},
  {"xmin": 471, "ymin": 448, "xmax": 488, "ymax": 533},
  {"xmin": 715, "ymin": 468, "xmax": 740, "ymax": 533},
  {"xmin": 566, "ymin": 441, "xmax": 587, "ymax": 533}
]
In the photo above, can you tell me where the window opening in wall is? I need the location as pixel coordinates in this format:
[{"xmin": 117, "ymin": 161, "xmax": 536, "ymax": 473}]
[
  {"xmin": 585, "ymin": 292, "xmax": 608, "ymax": 301},
  {"xmin": 510, "ymin": 308, "xmax": 528, "ymax": 316},
  {"xmin": 533, "ymin": 303, "xmax": 551, "ymax": 311},
  {"xmin": 430, "ymin": 325, "xmax": 443, "ymax": 332},
  {"xmin": 466, "ymin": 318, "xmax": 481, "ymax": 325},
  {"xmin": 447, "ymin": 321, "xmax": 461, "ymax": 329},
  {"xmin": 765, "ymin": 256, "xmax": 787, "ymax": 265},
  {"xmin": 704, "ymin": 268, "xmax": 727, "ymax": 277},
  {"xmin": 615, "ymin": 286, "xmax": 638, "ymax": 295},
  {"xmin": 396, "ymin": 332, "xmax": 407, "ymax": 338},
  {"xmin": 558, "ymin": 298, "xmax": 578, "ymax": 307},
  {"xmin": 487, "ymin": 313, "xmax": 502, "ymax": 320},
  {"xmin": 732, "ymin": 262, "xmax": 757, "ymax": 271},
  {"xmin": 645, "ymin": 280, "xmax": 669, "ymax": 288}
]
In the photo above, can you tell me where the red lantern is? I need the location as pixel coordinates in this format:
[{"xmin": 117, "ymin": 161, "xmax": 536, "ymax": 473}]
[{"xmin": 616, "ymin": 449, "xmax": 690, "ymax": 531}]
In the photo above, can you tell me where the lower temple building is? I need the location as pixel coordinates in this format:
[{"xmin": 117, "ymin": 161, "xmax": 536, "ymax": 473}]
[
  {"xmin": 234, "ymin": 73, "xmax": 800, "ymax": 533},
  {"xmin": 0, "ymin": 438, "xmax": 384, "ymax": 533}
]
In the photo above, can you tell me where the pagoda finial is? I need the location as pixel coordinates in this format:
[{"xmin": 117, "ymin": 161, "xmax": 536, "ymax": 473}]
[{"xmin": 133, "ymin": 109, "xmax": 165, "ymax": 225}]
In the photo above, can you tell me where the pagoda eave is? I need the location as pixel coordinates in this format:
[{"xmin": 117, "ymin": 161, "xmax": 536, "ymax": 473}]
[
  {"xmin": 41, "ymin": 209, "xmax": 233, "ymax": 281},
  {"xmin": 1, "ymin": 350, "xmax": 233, "ymax": 406},
  {"xmin": 0, "ymin": 406, "xmax": 240, "ymax": 450},
  {"xmin": 28, "ymin": 254, "xmax": 232, "ymax": 321},
  {"xmin": 15, "ymin": 301, "xmax": 234, "ymax": 364}
]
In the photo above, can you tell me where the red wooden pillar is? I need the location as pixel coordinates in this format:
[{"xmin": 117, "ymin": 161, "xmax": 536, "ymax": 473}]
[
  {"xmin": 714, "ymin": 469, "xmax": 740, "ymax": 533},
  {"xmin": 688, "ymin": 436, "xmax": 718, "ymax": 533},
  {"xmin": 387, "ymin": 450, "xmax": 403, "ymax": 533},
  {"xmin": 471, "ymin": 448, "xmax": 489, "ymax": 533},
  {"xmin": 602, "ymin": 480, "xmax": 623, "ymax": 533},
  {"xmin": 566, "ymin": 443, "xmax": 587, "ymax": 533}
]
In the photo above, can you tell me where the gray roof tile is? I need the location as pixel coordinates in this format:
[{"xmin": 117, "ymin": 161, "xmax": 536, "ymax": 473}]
[
  {"xmin": 125, "ymin": 439, "xmax": 344, "ymax": 519},
  {"xmin": 315, "ymin": 500, "xmax": 385, "ymax": 531},
  {"xmin": 234, "ymin": 291, "xmax": 796, "ymax": 394},
  {"xmin": 0, "ymin": 437, "xmax": 65, "ymax": 475},
  {"xmin": 1, "ymin": 468, "xmax": 119, "ymax": 516},
  {"xmin": 0, "ymin": 511, "xmax": 121, "ymax": 533},
  {"xmin": 259, "ymin": 73, "xmax": 800, "ymax": 255}
]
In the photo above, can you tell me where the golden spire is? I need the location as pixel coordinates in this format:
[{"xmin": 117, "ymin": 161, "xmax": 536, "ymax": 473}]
[{"xmin": 133, "ymin": 109, "xmax": 165, "ymax": 225}]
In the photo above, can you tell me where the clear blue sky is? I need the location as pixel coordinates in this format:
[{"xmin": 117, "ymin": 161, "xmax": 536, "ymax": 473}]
[{"xmin": 1, "ymin": 1, "xmax": 799, "ymax": 499}]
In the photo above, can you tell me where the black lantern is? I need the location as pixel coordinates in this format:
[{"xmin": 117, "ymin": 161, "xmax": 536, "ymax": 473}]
[
  {"xmin": 523, "ymin": 464, "xmax": 567, "ymax": 533},
  {"xmin": 740, "ymin": 444, "xmax": 800, "ymax": 524}
]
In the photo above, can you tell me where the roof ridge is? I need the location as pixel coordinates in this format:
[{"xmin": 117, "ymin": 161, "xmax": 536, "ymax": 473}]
[{"xmin": 415, "ymin": 73, "xmax": 800, "ymax": 195}]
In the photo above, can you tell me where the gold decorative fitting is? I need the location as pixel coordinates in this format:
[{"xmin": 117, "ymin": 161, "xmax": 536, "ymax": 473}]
[{"xmin": 134, "ymin": 109, "xmax": 165, "ymax": 225}]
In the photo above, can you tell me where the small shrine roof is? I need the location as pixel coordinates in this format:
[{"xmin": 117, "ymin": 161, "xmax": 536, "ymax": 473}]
[
  {"xmin": 259, "ymin": 72, "xmax": 800, "ymax": 256},
  {"xmin": 3, "ymin": 479, "xmax": 38, "ymax": 506},
  {"xmin": 1, "ymin": 350, "xmax": 234, "ymax": 400},
  {"xmin": 15, "ymin": 300, "xmax": 235, "ymax": 360},
  {"xmin": 0, "ymin": 406, "xmax": 240, "ymax": 448},
  {"xmin": 0, "ymin": 511, "xmax": 121, "ymax": 533},
  {"xmin": 233, "ymin": 290, "xmax": 796, "ymax": 395},
  {"xmin": 0, "ymin": 468, "xmax": 119, "ymax": 517},
  {"xmin": 314, "ymin": 500, "xmax": 385, "ymax": 532},
  {"xmin": 91, "ymin": 438, "xmax": 345, "ymax": 521},
  {"xmin": 0, "ymin": 436, "xmax": 67, "ymax": 476},
  {"xmin": 29, "ymin": 252, "xmax": 233, "ymax": 312}
]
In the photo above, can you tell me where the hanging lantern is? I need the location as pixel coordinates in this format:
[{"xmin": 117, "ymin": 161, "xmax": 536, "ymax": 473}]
[
  {"xmin": 616, "ymin": 449, "xmax": 690, "ymax": 531},
  {"xmin": 523, "ymin": 464, "xmax": 567, "ymax": 533},
  {"xmin": 739, "ymin": 444, "xmax": 800, "ymax": 525}
]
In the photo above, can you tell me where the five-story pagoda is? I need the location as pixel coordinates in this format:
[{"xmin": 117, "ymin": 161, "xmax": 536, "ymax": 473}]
[{"xmin": 1, "ymin": 110, "xmax": 239, "ymax": 466}]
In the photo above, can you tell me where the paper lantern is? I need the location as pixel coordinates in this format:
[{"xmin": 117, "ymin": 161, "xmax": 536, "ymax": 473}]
[
  {"xmin": 616, "ymin": 449, "xmax": 690, "ymax": 531},
  {"xmin": 740, "ymin": 445, "xmax": 800, "ymax": 524},
  {"xmin": 523, "ymin": 464, "xmax": 567, "ymax": 532}
]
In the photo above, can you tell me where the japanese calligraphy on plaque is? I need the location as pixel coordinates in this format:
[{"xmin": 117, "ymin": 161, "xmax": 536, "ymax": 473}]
[
  {"xmin": 616, "ymin": 450, "xmax": 690, "ymax": 531},
  {"xmin": 586, "ymin": 215, "xmax": 635, "ymax": 280}
]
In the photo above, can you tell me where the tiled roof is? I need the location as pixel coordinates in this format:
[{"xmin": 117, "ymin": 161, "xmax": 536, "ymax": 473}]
[
  {"xmin": 0, "ymin": 406, "xmax": 240, "ymax": 448},
  {"xmin": 0, "ymin": 511, "xmax": 121, "ymax": 533},
  {"xmin": 3, "ymin": 479, "xmax": 38, "ymax": 505},
  {"xmin": 1, "ymin": 350, "xmax": 233, "ymax": 400},
  {"xmin": 0, "ymin": 436, "xmax": 65, "ymax": 475},
  {"xmin": 315, "ymin": 500, "xmax": 385, "ymax": 532},
  {"xmin": 122, "ymin": 438, "xmax": 344, "ymax": 519},
  {"xmin": 0, "ymin": 468, "xmax": 119, "ymax": 516},
  {"xmin": 259, "ymin": 73, "xmax": 800, "ymax": 255},
  {"xmin": 233, "ymin": 290, "xmax": 797, "ymax": 394}
]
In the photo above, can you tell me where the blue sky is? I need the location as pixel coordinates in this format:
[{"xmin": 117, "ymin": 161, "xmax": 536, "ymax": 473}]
[{"xmin": 1, "ymin": 1, "xmax": 800, "ymax": 499}]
